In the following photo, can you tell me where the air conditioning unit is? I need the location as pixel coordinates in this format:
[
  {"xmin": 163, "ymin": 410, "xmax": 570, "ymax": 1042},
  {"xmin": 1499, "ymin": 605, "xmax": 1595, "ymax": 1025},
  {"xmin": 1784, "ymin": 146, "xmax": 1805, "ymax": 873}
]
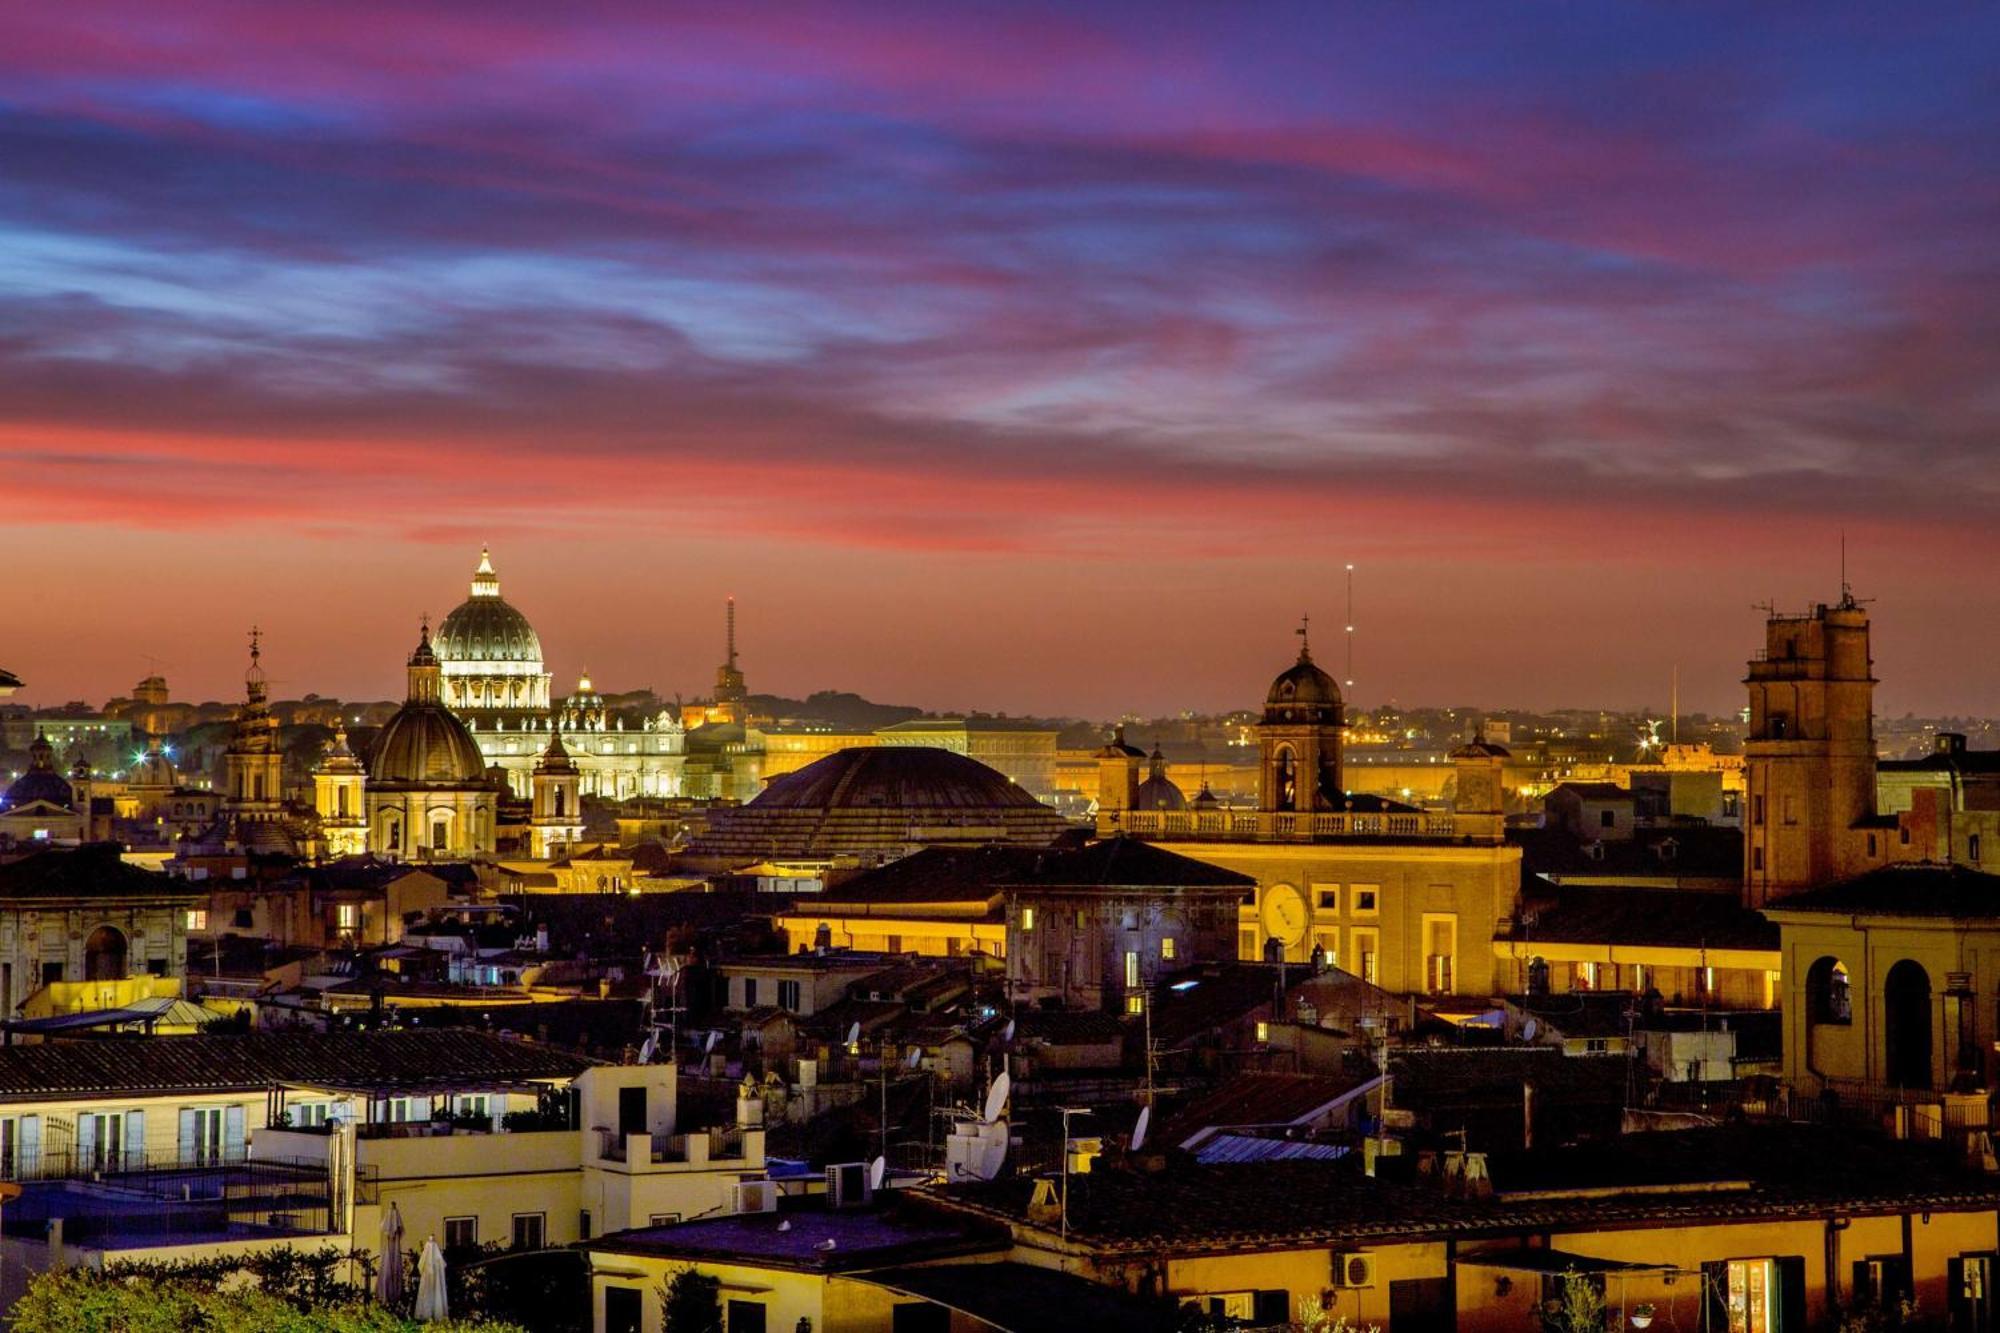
[
  {"xmin": 1332, "ymin": 1253, "xmax": 1376, "ymax": 1289},
  {"xmin": 826, "ymin": 1161, "xmax": 873, "ymax": 1209},
  {"xmin": 732, "ymin": 1180, "xmax": 778, "ymax": 1214}
]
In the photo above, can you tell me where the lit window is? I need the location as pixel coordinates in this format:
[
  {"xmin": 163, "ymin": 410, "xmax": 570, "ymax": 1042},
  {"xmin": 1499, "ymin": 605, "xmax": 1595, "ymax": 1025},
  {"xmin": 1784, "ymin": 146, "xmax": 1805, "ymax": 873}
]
[
  {"xmin": 1124, "ymin": 951, "xmax": 1140, "ymax": 988},
  {"xmin": 1255, "ymin": 1021, "xmax": 1270, "ymax": 1042},
  {"xmin": 1125, "ymin": 995, "xmax": 1145, "ymax": 1015},
  {"xmin": 1020, "ymin": 907, "xmax": 1035, "ymax": 931},
  {"xmin": 1160, "ymin": 937, "xmax": 1175, "ymax": 961},
  {"xmin": 336, "ymin": 904, "xmax": 358, "ymax": 931},
  {"xmin": 186, "ymin": 909, "xmax": 208, "ymax": 932}
]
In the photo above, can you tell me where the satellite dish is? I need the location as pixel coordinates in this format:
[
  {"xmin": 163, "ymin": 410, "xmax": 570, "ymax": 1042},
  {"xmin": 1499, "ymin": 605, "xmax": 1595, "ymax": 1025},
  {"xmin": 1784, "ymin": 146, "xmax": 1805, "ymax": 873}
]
[
  {"xmin": 637, "ymin": 1034, "xmax": 657, "ymax": 1064},
  {"xmin": 1521, "ymin": 1018, "xmax": 1539, "ymax": 1043},
  {"xmin": 1130, "ymin": 1104, "xmax": 1152, "ymax": 1154},
  {"xmin": 983, "ymin": 1071, "xmax": 1011, "ymax": 1124},
  {"xmin": 846, "ymin": 1022, "xmax": 862, "ymax": 1047},
  {"xmin": 999, "ymin": 1019, "xmax": 1015, "ymax": 1045},
  {"xmin": 868, "ymin": 1156, "xmax": 886, "ymax": 1190},
  {"xmin": 704, "ymin": 1030, "xmax": 720, "ymax": 1054},
  {"xmin": 906, "ymin": 1047, "xmax": 923, "ymax": 1069}
]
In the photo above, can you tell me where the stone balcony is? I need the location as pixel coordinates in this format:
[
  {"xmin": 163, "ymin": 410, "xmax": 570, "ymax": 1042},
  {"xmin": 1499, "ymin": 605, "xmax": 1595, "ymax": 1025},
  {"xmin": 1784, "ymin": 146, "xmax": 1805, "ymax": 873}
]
[{"xmin": 1098, "ymin": 808, "xmax": 1506, "ymax": 845}]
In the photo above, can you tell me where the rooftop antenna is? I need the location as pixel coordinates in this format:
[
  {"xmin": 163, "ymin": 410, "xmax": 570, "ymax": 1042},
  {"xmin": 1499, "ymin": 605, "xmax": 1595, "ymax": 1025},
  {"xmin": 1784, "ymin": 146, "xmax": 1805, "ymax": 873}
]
[{"xmin": 1344, "ymin": 563, "xmax": 1356, "ymax": 690}]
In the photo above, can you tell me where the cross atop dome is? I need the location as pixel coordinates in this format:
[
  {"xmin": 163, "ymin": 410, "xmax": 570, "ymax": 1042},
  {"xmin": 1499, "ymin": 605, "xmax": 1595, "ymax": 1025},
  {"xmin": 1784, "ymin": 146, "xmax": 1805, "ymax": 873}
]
[{"xmin": 1296, "ymin": 613, "xmax": 1313, "ymax": 662}]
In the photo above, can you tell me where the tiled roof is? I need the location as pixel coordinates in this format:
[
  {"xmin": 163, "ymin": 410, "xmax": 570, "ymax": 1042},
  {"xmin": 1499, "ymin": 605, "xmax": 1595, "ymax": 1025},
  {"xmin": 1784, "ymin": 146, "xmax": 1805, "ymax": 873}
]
[
  {"xmin": 1765, "ymin": 863, "xmax": 2000, "ymax": 918},
  {"xmin": 0, "ymin": 844, "xmax": 199, "ymax": 901},
  {"xmin": 1512, "ymin": 884, "xmax": 1776, "ymax": 951},
  {"xmin": 929, "ymin": 1127, "xmax": 2000, "ymax": 1256},
  {"xmin": 1511, "ymin": 826, "xmax": 1743, "ymax": 880},
  {"xmin": 0, "ymin": 1030, "xmax": 593, "ymax": 1102},
  {"xmin": 814, "ymin": 840, "xmax": 1251, "ymax": 909}
]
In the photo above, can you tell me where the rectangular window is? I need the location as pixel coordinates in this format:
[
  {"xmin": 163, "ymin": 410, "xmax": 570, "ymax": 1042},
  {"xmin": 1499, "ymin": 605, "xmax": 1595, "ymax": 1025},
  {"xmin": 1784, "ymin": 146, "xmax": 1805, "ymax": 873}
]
[
  {"xmin": 1254, "ymin": 1021, "xmax": 1270, "ymax": 1043},
  {"xmin": 1753, "ymin": 795, "xmax": 1764, "ymax": 826},
  {"xmin": 1753, "ymin": 847, "xmax": 1765, "ymax": 872},
  {"xmin": 1239, "ymin": 929, "xmax": 1259, "ymax": 961},
  {"xmin": 1782, "ymin": 796, "xmax": 1797, "ymax": 826},
  {"xmin": 1575, "ymin": 961, "xmax": 1600, "ymax": 992},
  {"xmin": 510, "ymin": 1212, "xmax": 544, "ymax": 1251},
  {"xmin": 186, "ymin": 909, "xmax": 208, "ymax": 932},
  {"xmin": 336, "ymin": 903, "xmax": 358, "ymax": 931},
  {"xmin": 1020, "ymin": 906, "xmax": 1035, "ymax": 931},
  {"xmin": 726, "ymin": 1299, "xmax": 768, "ymax": 1333},
  {"xmin": 742, "ymin": 978, "xmax": 758, "ymax": 1008},
  {"xmin": 1159, "ymin": 937, "xmax": 1175, "ymax": 962},
  {"xmin": 444, "ymin": 1216, "xmax": 477, "ymax": 1251},
  {"xmin": 1124, "ymin": 951, "xmax": 1140, "ymax": 988},
  {"xmin": 1125, "ymin": 995, "xmax": 1145, "ymax": 1014},
  {"xmin": 578, "ymin": 1210, "xmax": 591, "ymax": 1241},
  {"xmin": 1315, "ymin": 885, "xmax": 1339, "ymax": 913},
  {"xmin": 1423, "ymin": 916, "xmax": 1456, "ymax": 996},
  {"xmin": 649, "ymin": 1213, "xmax": 679, "ymax": 1227},
  {"xmin": 1727, "ymin": 1259, "xmax": 1777, "ymax": 1333},
  {"xmin": 776, "ymin": 979, "xmax": 801, "ymax": 1011},
  {"xmin": 1352, "ymin": 886, "xmax": 1379, "ymax": 917},
  {"xmin": 1352, "ymin": 928, "xmax": 1380, "ymax": 985},
  {"xmin": 1312, "ymin": 929, "xmax": 1339, "ymax": 968}
]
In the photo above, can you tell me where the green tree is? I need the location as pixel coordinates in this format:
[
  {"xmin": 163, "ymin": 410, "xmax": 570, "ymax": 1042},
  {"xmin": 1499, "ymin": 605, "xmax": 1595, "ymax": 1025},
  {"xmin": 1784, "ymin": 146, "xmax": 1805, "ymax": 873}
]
[
  {"xmin": 658, "ymin": 1264, "xmax": 723, "ymax": 1333},
  {"xmin": 12, "ymin": 1270, "xmax": 523, "ymax": 1333}
]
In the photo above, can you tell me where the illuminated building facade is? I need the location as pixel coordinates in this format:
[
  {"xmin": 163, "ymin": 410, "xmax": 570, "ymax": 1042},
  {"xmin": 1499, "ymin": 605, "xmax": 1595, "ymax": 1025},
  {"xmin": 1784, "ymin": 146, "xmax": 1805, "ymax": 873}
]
[
  {"xmin": 352, "ymin": 624, "xmax": 498, "ymax": 860},
  {"xmin": 430, "ymin": 549, "xmax": 686, "ymax": 800},
  {"xmin": 1100, "ymin": 629, "xmax": 1522, "ymax": 1002}
]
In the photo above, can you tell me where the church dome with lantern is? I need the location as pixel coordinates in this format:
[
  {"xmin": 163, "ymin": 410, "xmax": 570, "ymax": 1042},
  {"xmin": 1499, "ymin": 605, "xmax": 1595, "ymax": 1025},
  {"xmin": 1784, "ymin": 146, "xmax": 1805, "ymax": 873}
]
[
  {"xmin": 369, "ymin": 626, "xmax": 489, "ymax": 788},
  {"xmin": 434, "ymin": 548, "xmax": 553, "ymax": 718}
]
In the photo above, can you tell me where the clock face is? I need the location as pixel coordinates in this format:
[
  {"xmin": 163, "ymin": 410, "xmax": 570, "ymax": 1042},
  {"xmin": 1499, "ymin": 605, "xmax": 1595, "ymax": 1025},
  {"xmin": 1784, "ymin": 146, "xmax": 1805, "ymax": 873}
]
[{"xmin": 1260, "ymin": 884, "xmax": 1308, "ymax": 947}]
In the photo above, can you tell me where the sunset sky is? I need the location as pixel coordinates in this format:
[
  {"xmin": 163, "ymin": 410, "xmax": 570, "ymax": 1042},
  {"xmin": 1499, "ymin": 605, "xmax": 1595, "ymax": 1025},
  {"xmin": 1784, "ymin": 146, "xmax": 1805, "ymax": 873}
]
[{"xmin": 4, "ymin": 4, "xmax": 1998, "ymax": 720}]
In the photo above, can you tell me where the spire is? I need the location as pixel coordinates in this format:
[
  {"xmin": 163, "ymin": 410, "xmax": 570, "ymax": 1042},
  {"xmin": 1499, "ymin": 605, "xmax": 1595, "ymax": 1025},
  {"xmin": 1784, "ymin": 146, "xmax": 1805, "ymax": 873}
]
[
  {"xmin": 470, "ymin": 545, "xmax": 500, "ymax": 598},
  {"xmin": 407, "ymin": 618, "xmax": 442, "ymax": 702},
  {"xmin": 245, "ymin": 626, "xmax": 268, "ymax": 708},
  {"xmin": 1295, "ymin": 613, "xmax": 1312, "ymax": 663},
  {"xmin": 726, "ymin": 596, "xmax": 737, "ymax": 671}
]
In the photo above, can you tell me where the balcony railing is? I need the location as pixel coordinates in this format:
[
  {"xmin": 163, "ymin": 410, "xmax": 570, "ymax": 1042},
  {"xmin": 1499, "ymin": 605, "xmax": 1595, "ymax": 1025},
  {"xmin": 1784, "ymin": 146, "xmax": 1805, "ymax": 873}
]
[{"xmin": 1100, "ymin": 808, "xmax": 1503, "ymax": 844}]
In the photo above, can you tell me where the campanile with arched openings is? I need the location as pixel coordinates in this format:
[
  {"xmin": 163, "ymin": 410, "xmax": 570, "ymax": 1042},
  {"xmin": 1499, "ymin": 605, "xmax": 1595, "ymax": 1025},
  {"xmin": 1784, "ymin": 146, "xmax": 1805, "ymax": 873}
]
[{"xmin": 1257, "ymin": 617, "xmax": 1348, "ymax": 815}]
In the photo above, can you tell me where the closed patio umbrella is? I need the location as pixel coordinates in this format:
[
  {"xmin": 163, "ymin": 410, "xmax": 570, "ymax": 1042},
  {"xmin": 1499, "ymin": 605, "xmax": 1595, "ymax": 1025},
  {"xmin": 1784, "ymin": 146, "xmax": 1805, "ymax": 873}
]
[
  {"xmin": 376, "ymin": 1202, "xmax": 406, "ymax": 1306},
  {"xmin": 414, "ymin": 1234, "xmax": 449, "ymax": 1322}
]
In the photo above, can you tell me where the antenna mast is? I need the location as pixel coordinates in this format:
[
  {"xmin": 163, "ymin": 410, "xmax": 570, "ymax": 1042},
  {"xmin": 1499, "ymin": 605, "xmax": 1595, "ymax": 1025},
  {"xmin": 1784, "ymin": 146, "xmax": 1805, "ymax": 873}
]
[{"xmin": 1344, "ymin": 563, "xmax": 1356, "ymax": 690}]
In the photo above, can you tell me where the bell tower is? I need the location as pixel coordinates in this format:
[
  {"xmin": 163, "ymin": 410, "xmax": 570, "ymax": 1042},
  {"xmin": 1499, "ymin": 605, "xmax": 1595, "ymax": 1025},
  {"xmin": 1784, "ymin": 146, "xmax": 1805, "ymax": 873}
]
[
  {"xmin": 1258, "ymin": 618, "xmax": 1347, "ymax": 814},
  {"xmin": 223, "ymin": 628, "xmax": 285, "ymax": 825},
  {"xmin": 313, "ymin": 726, "xmax": 368, "ymax": 858},
  {"xmin": 1094, "ymin": 726, "xmax": 1145, "ymax": 816},
  {"xmin": 531, "ymin": 730, "xmax": 584, "ymax": 858},
  {"xmin": 1742, "ymin": 592, "xmax": 1878, "ymax": 906}
]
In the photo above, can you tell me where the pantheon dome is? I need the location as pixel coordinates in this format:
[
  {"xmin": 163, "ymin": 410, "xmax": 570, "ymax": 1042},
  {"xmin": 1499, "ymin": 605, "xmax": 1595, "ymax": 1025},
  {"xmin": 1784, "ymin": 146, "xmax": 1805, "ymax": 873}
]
[{"xmin": 685, "ymin": 746, "xmax": 1073, "ymax": 867}]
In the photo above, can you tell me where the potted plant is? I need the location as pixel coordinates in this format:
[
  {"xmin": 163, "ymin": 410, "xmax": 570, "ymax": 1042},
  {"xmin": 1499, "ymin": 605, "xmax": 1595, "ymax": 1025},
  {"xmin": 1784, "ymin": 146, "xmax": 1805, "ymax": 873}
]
[{"xmin": 1632, "ymin": 1303, "xmax": 1658, "ymax": 1329}]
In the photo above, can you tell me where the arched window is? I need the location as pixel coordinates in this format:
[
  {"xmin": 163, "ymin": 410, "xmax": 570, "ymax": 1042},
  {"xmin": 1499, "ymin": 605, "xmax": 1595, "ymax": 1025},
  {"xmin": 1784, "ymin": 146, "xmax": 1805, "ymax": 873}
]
[
  {"xmin": 1884, "ymin": 960, "xmax": 1933, "ymax": 1090},
  {"xmin": 85, "ymin": 926, "xmax": 127, "ymax": 982},
  {"xmin": 1807, "ymin": 957, "xmax": 1852, "ymax": 1025},
  {"xmin": 1275, "ymin": 747, "xmax": 1297, "ymax": 811},
  {"xmin": 554, "ymin": 788, "xmax": 565, "ymax": 818}
]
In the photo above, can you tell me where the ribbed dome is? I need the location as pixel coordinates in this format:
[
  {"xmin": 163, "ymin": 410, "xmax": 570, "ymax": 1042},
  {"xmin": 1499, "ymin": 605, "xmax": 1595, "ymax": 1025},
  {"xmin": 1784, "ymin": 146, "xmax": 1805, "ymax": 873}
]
[
  {"xmin": 1135, "ymin": 773, "xmax": 1187, "ymax": 811},
  {"xmin": 369, "ymin": 704, "xmax": 486, "ymax": 786},
  {"xmin": 436, "ymin": 597, "xmax": 542, "ymax": 666},
  {"xmin": 755, "ymin": 747, "xmax": 1049, "ymax": 811},
  {"xmin": 1265, "ymin": 649, "xmax": 1342, "ymax": 724}
]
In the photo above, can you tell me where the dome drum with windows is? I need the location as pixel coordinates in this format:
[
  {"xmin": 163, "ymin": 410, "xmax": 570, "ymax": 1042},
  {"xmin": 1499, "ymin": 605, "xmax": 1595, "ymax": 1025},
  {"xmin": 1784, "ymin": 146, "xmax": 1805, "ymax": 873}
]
[{"xmin": 435, "ymin": 547, "xmax": 552, "ymax": 717}]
